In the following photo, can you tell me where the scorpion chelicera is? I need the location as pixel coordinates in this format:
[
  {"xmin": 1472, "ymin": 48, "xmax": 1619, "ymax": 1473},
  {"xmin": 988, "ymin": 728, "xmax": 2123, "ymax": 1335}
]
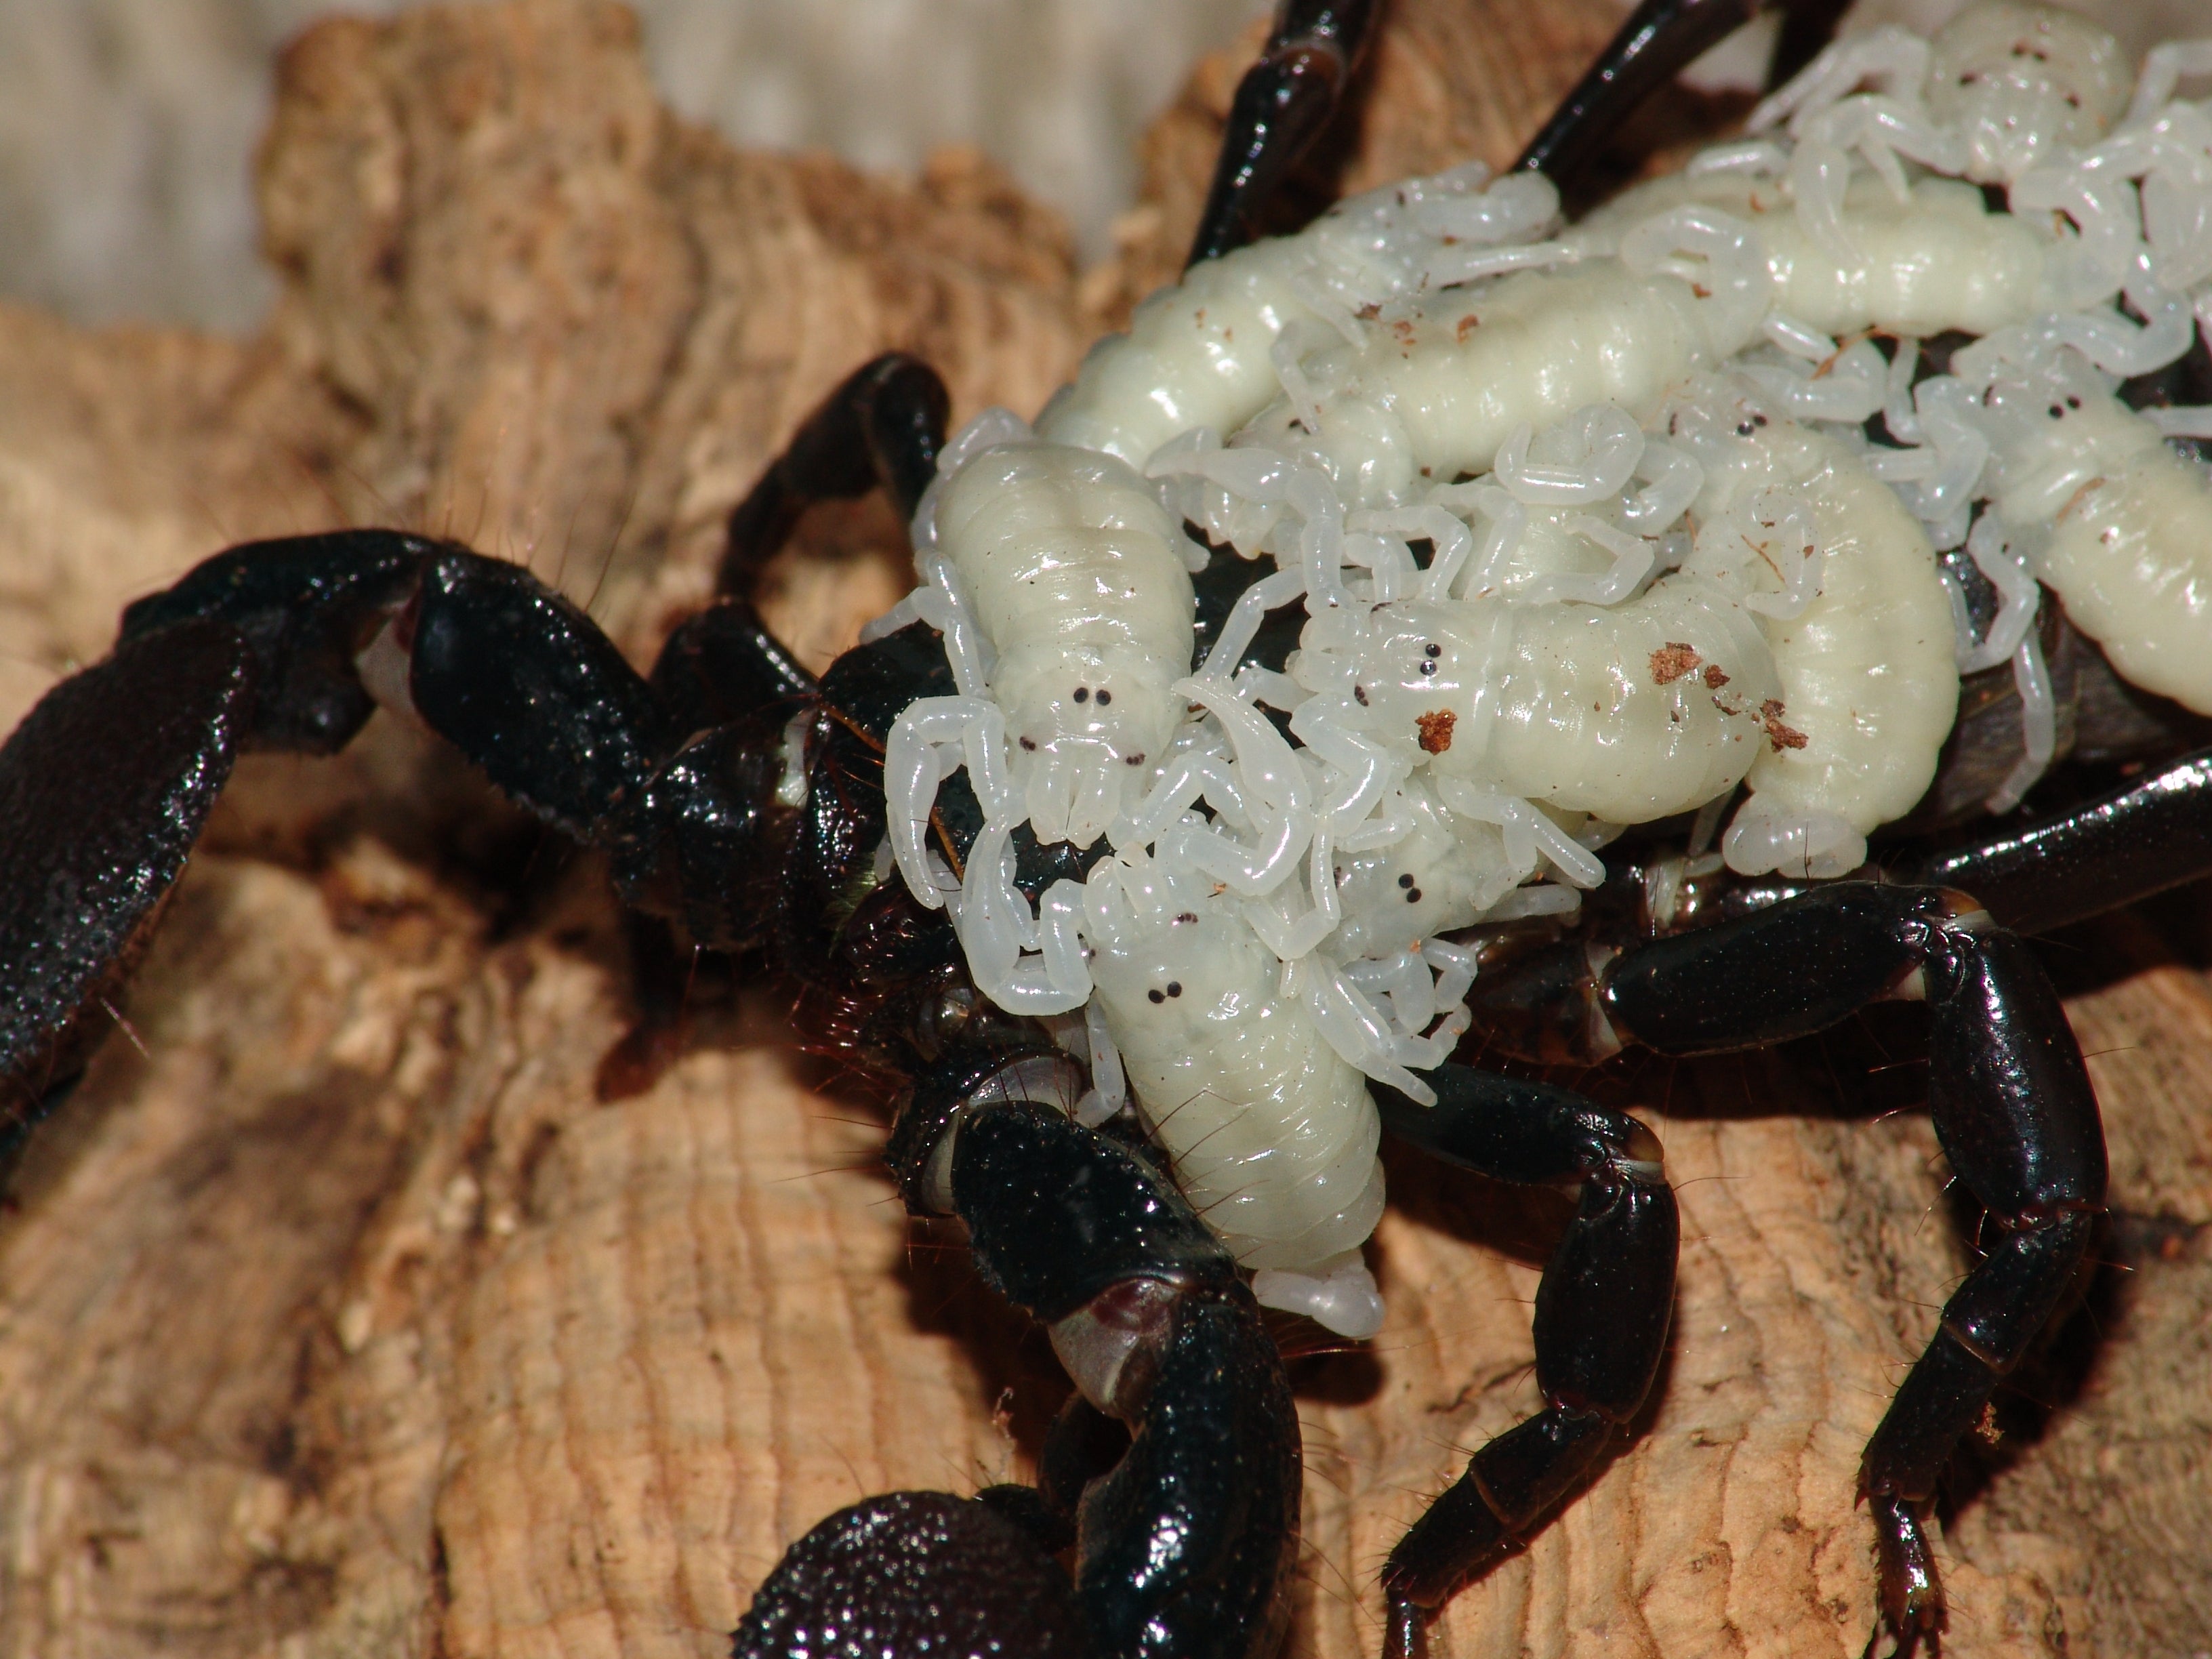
[{"xmin": 5, "ymin": 0, "xmax": 2212, "ymax": 1654}]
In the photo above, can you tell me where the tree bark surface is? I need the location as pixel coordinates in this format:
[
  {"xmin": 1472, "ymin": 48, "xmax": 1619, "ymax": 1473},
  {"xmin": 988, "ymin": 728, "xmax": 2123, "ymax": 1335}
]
[{"xmin": 0, "ymin": 4, "xmax": 2205, "ymax": 1658}]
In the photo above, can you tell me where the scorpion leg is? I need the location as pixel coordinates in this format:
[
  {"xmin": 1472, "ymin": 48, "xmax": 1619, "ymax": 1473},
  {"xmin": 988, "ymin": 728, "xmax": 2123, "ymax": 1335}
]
[
  {"xmin": 600, "ymin": 360, "xmax": 930, "ymax": 1091},
  {"xmin": 1187, "ymin": 0, "xmax": 1381, "ymax": 266},
  {"xmin": 613, "ymin": 361, "xmax": 951, "ymax": 1088},
  {"xmin": 1476, "ymin": 884, "xmax": 2104, "ymax": 1655},
  {"xmin": 1515, "ymin": 0, "xmax": 1855, "ymax": 189},
  {"xmin": 1900, "ymin": 743, "xmax": 2212, "ymax": 937},
  {"xmin": 602, "ymin": 598, "xmax": 823, "ymax": 1097},
  {"xmin": 718, "ymin": 350, "xmax": 950, "ymax": 596},
  {"xmin": 737, "ymin": 1044, "xmax": 1302, "ymax": 1659},
  {"xmin": 592, "ymin": 908, "xmax": 699, "ymax": 1102},
  {"xmin": 1368, "ymin": 1068, "xmax": 1679, "ymax": 1659}
]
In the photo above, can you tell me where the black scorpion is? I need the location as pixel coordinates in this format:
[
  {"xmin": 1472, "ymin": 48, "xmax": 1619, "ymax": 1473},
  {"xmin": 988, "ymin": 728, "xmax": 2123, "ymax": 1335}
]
[{"xmin": 5, "ymin": 1, "xmax": 2205, "ymax": 1654}]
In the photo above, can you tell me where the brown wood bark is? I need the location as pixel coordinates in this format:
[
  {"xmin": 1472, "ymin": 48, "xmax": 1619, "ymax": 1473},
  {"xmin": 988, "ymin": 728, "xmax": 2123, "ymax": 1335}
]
[{"xmin": 0, "ymin": 3, "xmax": 2205, "ymax": 1657}]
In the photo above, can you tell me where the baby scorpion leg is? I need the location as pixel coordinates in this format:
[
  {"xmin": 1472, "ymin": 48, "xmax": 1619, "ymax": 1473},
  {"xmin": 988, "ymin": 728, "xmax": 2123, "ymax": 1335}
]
[
  {"xmin": 1475, "ymin": 884, "xmax": 2105, "ymax": 1656},
  {"xmin": 737, "ymin": 1044, "xmax": 1302, "ymax": 1659},
  {"xmin": 1187, "ymin": 0, "xmax": 1382, "ymax": 266},
  {"xmin": 1368, "ymin": 1068, "xmax": 1679, "ymax": 1659}
]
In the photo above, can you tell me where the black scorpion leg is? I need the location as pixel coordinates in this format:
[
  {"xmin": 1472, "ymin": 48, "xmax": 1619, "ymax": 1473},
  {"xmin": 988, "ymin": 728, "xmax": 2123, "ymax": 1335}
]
[
  {"xmin": 1898, "ymin": 744, "xmax": 2212, "ymax": 937},
  {"xmin": 1768, "ymin": 0, "xmax": 1856, "ymax": 87},
  {"xmin": 593, "ymin": 912, "xmax": 696, "ymax": 1103},
  {"xmin": 1516, "ymin": 0, "xmax": 1772, "ymax": 186},
  {"xmin": 1581, "ymin": 885, "xmax": 2107, "ymax": 1655},
  {"xmin": 1186, "ymin": 0, "xmax": 1380, "ymax": 267},
  {"xmin": 737, "ymin": 1046, "xmax": 1302, "ymax": 1659},
  {"xmin": 650, "ymin": 598, "xmax": 818, "ymax": 734},
  {"xmin": 718, "ymin": 351, "xmax": 951, "ymax": 598},
  {"xmin": 1370, "ymin": 1067, "xmax": 1679, "ymax": 1657},
  {"xmin": 600, "ymin": 356, "xmax": 949, "ymax": 1090}
]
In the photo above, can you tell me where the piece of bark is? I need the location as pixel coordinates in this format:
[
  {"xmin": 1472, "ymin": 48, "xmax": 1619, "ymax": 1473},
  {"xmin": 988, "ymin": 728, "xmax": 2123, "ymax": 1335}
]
[{"xmin": 0, "ymin": 3, "xmax": 2205, "ymax": 1658}]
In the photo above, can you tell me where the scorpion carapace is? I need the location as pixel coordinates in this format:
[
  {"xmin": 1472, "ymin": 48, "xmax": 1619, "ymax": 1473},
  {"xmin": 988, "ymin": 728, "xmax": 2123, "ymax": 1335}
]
[{"xmin": 3, "ymin": 1, "xmax": 2211, "ymax": 1656}]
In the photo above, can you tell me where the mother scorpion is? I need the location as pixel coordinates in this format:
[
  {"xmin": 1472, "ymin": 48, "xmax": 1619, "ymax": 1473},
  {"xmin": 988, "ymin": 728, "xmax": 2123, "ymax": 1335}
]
[{"xmin": 5, "ymin": 1, "xmax": 2212, "ymax": 1655}]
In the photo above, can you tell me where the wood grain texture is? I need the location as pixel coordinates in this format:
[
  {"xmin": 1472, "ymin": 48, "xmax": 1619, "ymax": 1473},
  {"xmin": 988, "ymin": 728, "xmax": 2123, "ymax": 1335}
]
[{"xmin": 0, "ymin": 3, "xmax": 2205, "ymax": 1657}]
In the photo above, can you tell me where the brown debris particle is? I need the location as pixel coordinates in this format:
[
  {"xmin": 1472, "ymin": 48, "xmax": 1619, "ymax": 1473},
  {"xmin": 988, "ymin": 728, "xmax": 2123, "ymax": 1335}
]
[
  {"xmin": 1703, "ymin": 663, "xmax": 1731, "ymax": 690},
  {"xmin": 1416, "ymin": 709, "xmax": 1457, "ymax": 754},
  {"xmin": 1650, "ymin": 642, "xmax": 1701, "ymax": 685},
  {"xmin": 1456, "ymin": 313, "xmax": 1480, "ymax": 342},
  {"xmin": 1761, "ymin": 699, "xmax": 1809, "ymax": 751},
  {"xmin": 2060, "ymin": 476, "xmax": 2106, "ymax": 521}
]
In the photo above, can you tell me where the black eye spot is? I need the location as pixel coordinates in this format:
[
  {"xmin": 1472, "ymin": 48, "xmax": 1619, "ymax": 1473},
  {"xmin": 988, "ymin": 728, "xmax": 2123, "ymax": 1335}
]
[
  {"xmin": 1405, "ymin": 886, "xmax": 1423, "ymax": 903},
  {"xmin": 1073, "ymin": 687, "xmax": 1089, "ymax": 703},
  {"xmin": 1166, "ymin": 981, "xmax": 1183, "ymax": 998},
  {"xmin": 1397, "ymin": 873, "xmax": 1414, "ymax": 888},
  {"xmin": 1019, "ymin": 736, "xmax": 1037, "ymax": 751},
  {"xmin": 1737, "ymin": 420, "xmax": 1756, "ymax": 436},
  {"xmin": 1418, "ymin": 660, "xmax": 1437, "ymax": 676},
  {"xmin": 1175, "ymin": 912, "xmax": 1197, "ymax": 924},
  {"xmin": 1147, "ymin": 988, "xmax": 1165, "ymax": 1004},
  {"xmin": 2048, "ymin": 404, "xmax": 2064, "ymax": 419},
  {"xmin": 1095, "ymin": 689, "xmax": 1111, "ymax": 705},
  {"xmin": 1424, "ymin": 643, "xmax": 1441, "ymax": 657},
  {"xmin": 1354, "ymin": 684, "xmax": 1369, "ymax": 706},
  {"xmin": 2066, "ymin": 395, "xmax": 2082, "ymax": 409},
  {"xmin": 1753, "ymin": 414, "xmax": 1768, "ymax": 427},
  {"xmin": 1124, "ymin": 752, "xmax": 1145, "ymax": 766}
]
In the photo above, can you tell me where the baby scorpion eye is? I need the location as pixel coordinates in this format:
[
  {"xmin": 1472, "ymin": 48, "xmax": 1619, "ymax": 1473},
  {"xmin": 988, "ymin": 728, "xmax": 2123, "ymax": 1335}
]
[
  {"xmin": 1073, "ymin": 687, "xmax": 1089, "ymax": 703},
  {"xmin": 1020, "ymin": 736, "xmax": 1038, "ymax": 751},
  {"xmin": 2066, "ymin": 395, "xmax": 2082, "ymax": 409},
  {"xmin": 1147, "ymin": 988, "xmax": 1166, "ymax": 1004},
  {"xmin": 1397, "ymin": 873, "xmax": 1414, "ymax": 888},
  {"xmin": 1418, "ymin": 660, "xmax": 1438, "ymax": 676},
  {"xmin": 1095, "ymin": 689, "xmax": 1111, "ymax": 705},
  {"xmin": 1166, "ymin": 981, "xmax": 1182, "ymax": 997},
  {"xmin": 1124, "ymin": 752, "xmax": 1145, "ymax": 766},
  {"xmin": 1424, "ymin": 643, "xmax": 1441, "ymax": 657},
  {"xmin": 1736, "ymin": 419, "xmax": 1756, "ymax": 436},
  {"xmin": 1405, "ymin": 886, "xmax": 1423, "ymax": 903}
]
